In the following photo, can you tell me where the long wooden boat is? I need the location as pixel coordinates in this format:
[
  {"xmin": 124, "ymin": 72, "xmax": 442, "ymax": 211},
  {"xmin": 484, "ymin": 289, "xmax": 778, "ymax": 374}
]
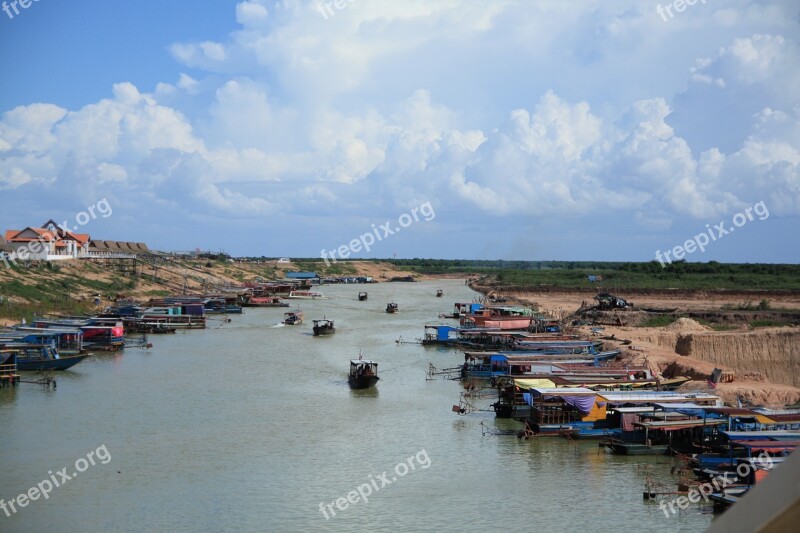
[
  {"xmin": 287, "ymin": 291, "xmax": 328, "ymax": 300},
  {"xmin": 604, "ymin": 439, "xmax": 670, "ymax": 455},
  {"xmin": 3, "ymin": 344, "xmax": 88, "ymax": 371},
  {"xmin": 242, "ymin": 296, "xmax": 290, "ymax": 308}
]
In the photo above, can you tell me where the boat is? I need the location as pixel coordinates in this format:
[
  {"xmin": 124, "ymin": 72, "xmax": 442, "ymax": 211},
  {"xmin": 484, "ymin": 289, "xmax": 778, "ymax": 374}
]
[
  {"xmin": 358, "ymin": 292, "xmax": 368, "ymax": 301},
  {"xmin": 386, "ymin": 303, "xmax": 398, "ymax": 314},
  {"xmin": 349, "ymin": 359, "xmax": 380, "ymax": 389},
  {"xmin": 461, "ymin": 306, "xmax": 536, "ymax": 331},
  {"xmin": 436, "ymin": 290, "xmax": 444, "ymax": 297},
  {"xmin": 242, "ymin": 296, "xmax": 290, "ymax": 308},
  {"xmin": 5, "ymin": 344, "xmax": 88, "ymax": 371},
  {"xmin": 287, "ymin": 291, "xmax": 328, "ymax": 300},
  {"xmin": 283, "ymin": 311, "xmax": 304, "ymax": 325},
  {"xmin": 312, "ymin": 319, "xmax": 335, "ymax": 336}
]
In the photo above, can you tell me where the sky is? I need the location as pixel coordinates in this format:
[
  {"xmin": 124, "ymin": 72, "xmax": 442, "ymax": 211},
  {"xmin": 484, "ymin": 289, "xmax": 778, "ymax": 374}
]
[{"xmin": 0, "ymin": 0, "xmax": 798, "ymax": 262}]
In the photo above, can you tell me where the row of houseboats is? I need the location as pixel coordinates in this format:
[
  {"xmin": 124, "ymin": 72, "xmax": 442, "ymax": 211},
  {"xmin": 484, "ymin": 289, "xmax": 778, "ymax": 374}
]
[{"xmin": 425, "ymin": 299, "xmax": 799, "ymax": 513}]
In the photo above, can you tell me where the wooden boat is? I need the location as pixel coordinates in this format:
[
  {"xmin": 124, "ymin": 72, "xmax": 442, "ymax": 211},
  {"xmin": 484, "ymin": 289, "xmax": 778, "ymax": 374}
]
[
  {"xmin": 312, "ymin": 319, "xmax": 335, "ymax": 336},
  {"xmin": 386, "ymin": 303, "xmax": 398, "ymax": 314},
  {"xmin": 358, "ymin": 292, "xmax": 368, "ymax": 301},
  {"xmin": 242, "ymin": 296, "xmax": 290, "ymax": 308},
  {"xmin": 604, "ymin": 439, "xmax": 670, "ymax": 455},
  {"xmin": 436, "ymin": 290, "xmax": 444, "ymax": 297},
  {"xmin": 287, "ymin": 291, "xmax": 328, "ymax": 300},
  {"xmin": 283, "ymin": 311, "xmax": 304, "ymax": 325},
  {"xmin": 349, "ymin": 359, "xmax": 380, "ymax": 389},
  {"xmin": 4, "ymin": 344, "xmax": 88, "ymax": 371}
]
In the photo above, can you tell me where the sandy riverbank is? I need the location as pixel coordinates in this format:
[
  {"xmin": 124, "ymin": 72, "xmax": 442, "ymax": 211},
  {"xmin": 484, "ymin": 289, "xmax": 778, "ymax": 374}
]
[{"xmin": 471, "ymin": 283, "xmax": 800, "ymax": 407}]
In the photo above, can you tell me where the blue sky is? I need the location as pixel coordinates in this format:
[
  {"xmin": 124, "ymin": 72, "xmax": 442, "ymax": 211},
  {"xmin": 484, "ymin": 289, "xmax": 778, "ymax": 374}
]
[{"xmin": 1, "ymin": 0, "xmax": 798, "ymax": 262}]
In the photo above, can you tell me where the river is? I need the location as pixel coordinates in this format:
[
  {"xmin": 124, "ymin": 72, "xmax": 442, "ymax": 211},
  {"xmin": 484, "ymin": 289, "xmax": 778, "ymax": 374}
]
[{"xmin": 0, "ymin": 279, "xmax": 712, "ymax": 532}]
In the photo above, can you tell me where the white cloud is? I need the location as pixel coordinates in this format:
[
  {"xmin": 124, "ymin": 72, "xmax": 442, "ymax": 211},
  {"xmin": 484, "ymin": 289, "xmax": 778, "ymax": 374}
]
[{"xmin": 1, "ymin": 1, "xmax": 798, "ymax": 258}]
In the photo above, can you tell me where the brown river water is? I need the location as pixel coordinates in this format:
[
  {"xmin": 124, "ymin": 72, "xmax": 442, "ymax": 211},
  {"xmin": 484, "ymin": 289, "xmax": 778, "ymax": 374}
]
[{"xmin": 0, "ymin": 280, "xmax": 713, "ymax": 532}]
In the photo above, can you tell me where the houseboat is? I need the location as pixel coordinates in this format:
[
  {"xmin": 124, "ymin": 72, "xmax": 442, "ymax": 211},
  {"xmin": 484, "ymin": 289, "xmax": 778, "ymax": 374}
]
[
  {"xmin": 349, "ymin": 359, "xmax": 380, "ymax": 389},
  {"xmin": 439, "ymin": 302, "xmax": 484, "ymax": 319},
  {"xmin": 242, "ymin": 296, "xmax": 290, "ymax": 308},
  {"xmin": 505, "ymin": 386, "xmax": 722, "ymax": 440},
  {"xmin": 312, "ymin": 319, "xmax": 335, "ymax": 336},
  {"xmin": 461, "ymin": 306, "xmax": 536, "ymax": 330}
]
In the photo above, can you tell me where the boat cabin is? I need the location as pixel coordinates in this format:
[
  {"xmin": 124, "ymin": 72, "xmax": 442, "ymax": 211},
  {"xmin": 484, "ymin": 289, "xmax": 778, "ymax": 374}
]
[
  {"xmin": 348, "ymin": 359, "xmax": 380, "ymax": 389},
  {"xmin": 283, "ymin": 311, "xmax": 304, "ymax": 325}
]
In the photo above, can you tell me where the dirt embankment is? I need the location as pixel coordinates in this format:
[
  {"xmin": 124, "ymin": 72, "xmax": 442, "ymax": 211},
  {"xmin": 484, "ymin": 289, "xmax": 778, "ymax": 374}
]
[
  {"xmin": 626, "ymin": 326, "xmax": 800, "ymax": 388},
  {"xmin": 471, "ymin": 281, "xmax": 800, "ymax": 311},
  {"xmin": 598, "ymin": 324, "xmax": 800, "ymax": 407},
  {"xmin": 471, "ymin": 282, "xmax": 800, "ymax": 407}
]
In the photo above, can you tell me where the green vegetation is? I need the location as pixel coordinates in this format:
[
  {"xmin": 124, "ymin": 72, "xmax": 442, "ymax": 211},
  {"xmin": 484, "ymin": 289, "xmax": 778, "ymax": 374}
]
[
  {"xmin": 0, "ymin": 265, "xmax": 139, "ymax": 320},
  {"xmin": 288, "ymin": 260, "xmax": 358, "ymax": 276},
  {"xmin": 709, "ymin": 324, "xmax": 740, "ymax": 331},
  {"xmin": 387, "ymin": 259, "xmax": 800, "ymax": 291},
  {"xmin": 639, "ymin": 315, "xmax": 680, "ymax": 328},
  {"xmin": 722, "ymin": 300, "xmax": 774, "ymax": 311},
  {"xmin": 750, "ymin": 319, "xmax": 790, "ymax": 328}
]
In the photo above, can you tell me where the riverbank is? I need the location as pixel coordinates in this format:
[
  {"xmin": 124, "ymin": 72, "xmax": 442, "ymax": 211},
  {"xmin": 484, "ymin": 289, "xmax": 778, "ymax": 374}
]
[
  {"xmin": 0, "ymin": 257, "xmax": 426, "ymax": 322},
  {"xmin": 469, "ymin": 281, "xmax": 800, "ymax": 406}
]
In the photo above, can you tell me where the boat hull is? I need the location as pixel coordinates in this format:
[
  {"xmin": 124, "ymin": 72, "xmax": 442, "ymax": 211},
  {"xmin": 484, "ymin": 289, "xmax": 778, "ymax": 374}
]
[
  {"xmin": 466, "ymin": 316, "xmax": 533, "ymax": 330},
  {"xmin": 313, "ymin": 327, "xmax": 335, "ymax": 336},
  {"xmin": 348, "ymin": 375, "xmax": 380, "ymax": 389},
  {"xmin": 16, "ymin": 354, "xmax": 88, "ymax": 371},
  {"xmin": 605, "ymin": 442, "xmax": 670, "ymax": 455}
]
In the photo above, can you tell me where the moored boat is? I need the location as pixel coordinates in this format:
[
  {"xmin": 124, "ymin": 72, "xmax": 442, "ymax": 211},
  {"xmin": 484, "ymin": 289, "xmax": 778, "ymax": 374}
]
[
  {"xmin": 349, "ymin": 359, "xmax": 380, "ymax": 389},
  {"xmin": 5, "ymin": 344, "xmax": 88, "ymax": 371},
  {"xmin": 283, "ymin": 311, "xmax": 304, "ymax": 325},
  {"xmin": 312, "ymin": 319, "xmax": 335, "ymax": 336},
  {"xmin": 287, "ymin": 291, "xmax": 328, "ymax": 300},
  {"xmin": 242, "ymin": 296, "xmax": 290, "ymax": 308}
]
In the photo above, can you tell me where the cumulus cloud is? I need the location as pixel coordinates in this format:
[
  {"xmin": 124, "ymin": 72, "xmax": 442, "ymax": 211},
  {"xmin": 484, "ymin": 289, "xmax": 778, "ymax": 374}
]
[{"xmin": 0, "ymin": 0, "xmax": 798, "ymax": 257}]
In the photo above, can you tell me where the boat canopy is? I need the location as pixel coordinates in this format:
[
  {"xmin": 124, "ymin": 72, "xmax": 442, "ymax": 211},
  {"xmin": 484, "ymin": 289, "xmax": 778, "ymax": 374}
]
[
  {"xmin": 510, "ymin": 378, "xmax": 557, "ymax": 389},
  {"xmin": 596, "ymin": 391, "xmax": 721, "ymax": 403},
  {"xmin": 653, "ymin": 402, "xmax": 708, "ymax": 415},
  {"xmin": 633, "ymin": 419, "xmax": 728, "ymax": 431}
]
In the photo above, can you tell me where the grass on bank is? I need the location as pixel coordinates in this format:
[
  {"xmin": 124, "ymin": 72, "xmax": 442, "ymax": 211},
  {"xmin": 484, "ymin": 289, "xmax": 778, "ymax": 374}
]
[{"xmin": 383, "ymin": 259, "xmax": 800, "ymax": 291}]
